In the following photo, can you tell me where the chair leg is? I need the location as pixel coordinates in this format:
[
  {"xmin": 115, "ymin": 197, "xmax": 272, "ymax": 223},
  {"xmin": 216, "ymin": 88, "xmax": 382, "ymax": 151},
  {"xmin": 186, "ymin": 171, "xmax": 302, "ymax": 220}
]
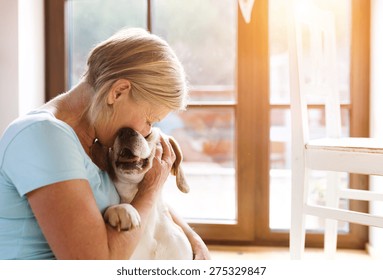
[
  {"xmin": 290, "ymin": 165, "xmax": 308, "ymax": 259},
  {"xmin": 324, "ymin": 171, "xmax": 340, "ymax": 259},
  {"xmin": 290, "ymin": 208, "xmax": 306, "ymax": 259},
  {"xmin": 324, "ymin": 219, "xmax": 338, "ymax": 258}
]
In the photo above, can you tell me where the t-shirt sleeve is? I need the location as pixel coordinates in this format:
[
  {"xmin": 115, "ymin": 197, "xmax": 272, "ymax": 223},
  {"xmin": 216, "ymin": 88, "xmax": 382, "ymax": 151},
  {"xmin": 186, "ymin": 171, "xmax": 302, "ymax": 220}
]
[{"xmin": 2, "ymin": 120, "xmax": 88, "ymax": 196}]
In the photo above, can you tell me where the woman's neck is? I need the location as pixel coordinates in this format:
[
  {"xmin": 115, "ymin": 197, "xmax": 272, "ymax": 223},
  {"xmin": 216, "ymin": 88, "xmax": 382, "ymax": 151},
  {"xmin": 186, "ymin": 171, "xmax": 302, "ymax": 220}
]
[{"xmin": 42, "ymin": 81, "xmax": 97, "ymax": 155}]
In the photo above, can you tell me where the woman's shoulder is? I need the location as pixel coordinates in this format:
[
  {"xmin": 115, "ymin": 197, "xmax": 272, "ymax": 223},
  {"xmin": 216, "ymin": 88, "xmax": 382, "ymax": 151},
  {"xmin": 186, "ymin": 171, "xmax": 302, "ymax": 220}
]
[
  {"xmin": 1, "ymin": 110, "xmax": 76, "ymax": 146},
  {"xmin": 0, "ymin": 110, "xmax": 82, "ymax": 163},
  {"xmin": 0, "ymin": 110, "xmax": 90, "ymax": 196}
]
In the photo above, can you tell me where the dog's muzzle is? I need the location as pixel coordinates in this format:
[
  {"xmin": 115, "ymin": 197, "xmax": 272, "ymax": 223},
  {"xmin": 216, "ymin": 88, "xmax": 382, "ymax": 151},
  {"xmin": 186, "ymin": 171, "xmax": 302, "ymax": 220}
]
[{"xmin": 115, "ymin": 147, "xmax": 149, "ymax": 172}]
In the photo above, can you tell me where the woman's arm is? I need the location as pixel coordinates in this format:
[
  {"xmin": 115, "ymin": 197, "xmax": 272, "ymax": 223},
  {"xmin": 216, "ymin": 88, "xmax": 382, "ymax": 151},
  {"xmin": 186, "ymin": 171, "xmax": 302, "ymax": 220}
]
[
  {"xmin": 28, "ymin": 179, "xmax": 135, "ymax": 259},
  {"xmin": 27, "ymin": 135, "xmax": 175, "ymax": 260},
  {"xmin": 168, "ymin": 207, "xmax": 211, "ymax": 260}
]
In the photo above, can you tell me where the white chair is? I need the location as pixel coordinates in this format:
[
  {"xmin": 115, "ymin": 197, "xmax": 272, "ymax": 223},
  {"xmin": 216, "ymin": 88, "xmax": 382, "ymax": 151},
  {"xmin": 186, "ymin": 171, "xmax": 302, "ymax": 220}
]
[{"xmin": 288, "ymin": 1, "xmax": 383, "ymax": 259}]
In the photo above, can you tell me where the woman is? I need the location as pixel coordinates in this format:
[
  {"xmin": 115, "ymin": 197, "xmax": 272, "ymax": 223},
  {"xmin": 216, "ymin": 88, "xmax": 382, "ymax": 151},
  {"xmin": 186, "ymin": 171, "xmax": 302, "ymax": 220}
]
[{"xmin": 0, "ymin": 28, "xmax": 210, "ymax": 260}]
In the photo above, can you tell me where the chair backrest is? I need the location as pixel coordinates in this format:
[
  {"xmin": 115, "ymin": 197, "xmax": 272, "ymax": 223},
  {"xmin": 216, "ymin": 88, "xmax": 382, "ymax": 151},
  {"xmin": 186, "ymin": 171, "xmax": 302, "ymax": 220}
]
[{"xmin": 288, "ymin": 1, "xmax": 342, "ymax": 145}]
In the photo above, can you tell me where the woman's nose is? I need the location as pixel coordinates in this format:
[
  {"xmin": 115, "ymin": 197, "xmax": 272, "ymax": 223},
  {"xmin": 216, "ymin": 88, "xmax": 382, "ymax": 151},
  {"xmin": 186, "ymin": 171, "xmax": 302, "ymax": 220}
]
[{"xmin": 142, "ymin": 127, "xmax": 152, "ymax": 138}]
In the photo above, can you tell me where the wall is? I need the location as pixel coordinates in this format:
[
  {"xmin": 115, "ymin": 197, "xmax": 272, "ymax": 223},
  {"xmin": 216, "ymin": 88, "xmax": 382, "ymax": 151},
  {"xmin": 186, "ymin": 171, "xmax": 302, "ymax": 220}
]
[
  {"xmin": 18, "ymin": 0, "xmax": 45, "ymax": 116},
  {"xmin": 0, "ymin": 0, "xmax": 45, "ymax": 135},
  {"xmin": 369, "ymin": 0, "xmax": 383, "ymax": 259},
  {"xmin": 0, "ymin": 0, "xmax": 19, "ymax": 135}
]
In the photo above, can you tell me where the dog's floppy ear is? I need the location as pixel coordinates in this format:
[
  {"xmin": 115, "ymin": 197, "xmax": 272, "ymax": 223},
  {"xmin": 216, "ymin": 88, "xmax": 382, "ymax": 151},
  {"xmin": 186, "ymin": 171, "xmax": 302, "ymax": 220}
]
[{"xmin": 169, "ymin": 136, "xmax": 190, "ymax": 193}]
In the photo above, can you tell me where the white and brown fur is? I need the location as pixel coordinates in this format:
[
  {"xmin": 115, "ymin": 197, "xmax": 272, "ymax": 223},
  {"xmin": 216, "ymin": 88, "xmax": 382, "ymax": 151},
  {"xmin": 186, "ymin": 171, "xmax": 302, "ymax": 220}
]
[{"xmin": 103, "ymin": 127, "xmax": 193, "ymax": 259}]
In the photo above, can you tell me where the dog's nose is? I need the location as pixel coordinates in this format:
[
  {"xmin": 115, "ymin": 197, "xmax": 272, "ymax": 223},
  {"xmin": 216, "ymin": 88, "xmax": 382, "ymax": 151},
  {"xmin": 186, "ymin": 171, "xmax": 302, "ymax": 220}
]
[
  {"xmin": 120, "ymin": 148, "xmax": 135, "ymax": 158},
  {"xmin": 119, "ymin": 127, "xmax": 138, "ymax": 139}
]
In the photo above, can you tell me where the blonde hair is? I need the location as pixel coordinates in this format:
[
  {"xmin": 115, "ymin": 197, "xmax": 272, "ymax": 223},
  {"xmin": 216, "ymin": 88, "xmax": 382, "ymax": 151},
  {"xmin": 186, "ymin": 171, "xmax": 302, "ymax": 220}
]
[{"xmin": 83, "ymin": 28, "xmax": 188, "ymax": 125}]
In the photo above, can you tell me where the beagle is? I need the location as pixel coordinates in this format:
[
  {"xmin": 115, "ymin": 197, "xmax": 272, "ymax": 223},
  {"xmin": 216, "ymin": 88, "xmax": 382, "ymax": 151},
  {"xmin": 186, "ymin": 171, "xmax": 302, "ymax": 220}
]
[{"xmin": 104, "ymin": 127, "xmax": 193, "ymax": 259}]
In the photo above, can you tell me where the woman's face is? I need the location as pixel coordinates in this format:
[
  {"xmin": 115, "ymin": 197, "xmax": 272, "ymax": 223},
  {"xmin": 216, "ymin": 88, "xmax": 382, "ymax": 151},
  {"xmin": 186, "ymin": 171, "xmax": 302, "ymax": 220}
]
[
  {"xmin": 118, "ymin": 97, "xmax": 169, "ymax": 137},
  {"xmin": 97, "ymin": 89, "xmax": 170, "ymax": 147}
]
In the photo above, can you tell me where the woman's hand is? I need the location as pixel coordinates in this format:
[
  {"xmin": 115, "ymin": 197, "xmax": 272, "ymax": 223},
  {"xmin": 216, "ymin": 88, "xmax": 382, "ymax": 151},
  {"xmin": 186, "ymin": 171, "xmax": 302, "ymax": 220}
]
[{"xmin": 138, "ymin": 134, "xmax": 176, "ymax": 193}]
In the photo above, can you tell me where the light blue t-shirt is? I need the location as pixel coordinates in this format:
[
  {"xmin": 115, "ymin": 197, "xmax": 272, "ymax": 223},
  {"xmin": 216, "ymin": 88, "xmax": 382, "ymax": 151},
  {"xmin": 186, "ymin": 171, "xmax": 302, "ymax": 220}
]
[{"xmin": 0, "ymin": 110, "xmax": 120, "ymax": 259}]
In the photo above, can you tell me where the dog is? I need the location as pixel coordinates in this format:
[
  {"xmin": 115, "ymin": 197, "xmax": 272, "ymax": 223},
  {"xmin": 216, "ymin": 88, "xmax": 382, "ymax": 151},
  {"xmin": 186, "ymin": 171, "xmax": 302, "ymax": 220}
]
[{"xmin": 103, "ymin": 127, "xmax": 193, "ymax": 259}]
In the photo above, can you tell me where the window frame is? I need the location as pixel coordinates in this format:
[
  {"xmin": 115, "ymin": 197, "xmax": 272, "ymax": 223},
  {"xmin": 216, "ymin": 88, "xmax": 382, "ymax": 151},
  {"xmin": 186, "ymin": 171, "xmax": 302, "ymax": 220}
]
[{"xmin": 44, "ymin": 0, "xmax": 370, "ymax": 248}]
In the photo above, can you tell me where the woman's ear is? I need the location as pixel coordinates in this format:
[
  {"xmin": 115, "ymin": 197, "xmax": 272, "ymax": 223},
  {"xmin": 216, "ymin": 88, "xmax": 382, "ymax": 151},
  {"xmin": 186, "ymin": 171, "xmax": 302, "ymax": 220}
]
[{"xmin": 107, "ymin": 79, "xmax": 131, "ymax": 105}]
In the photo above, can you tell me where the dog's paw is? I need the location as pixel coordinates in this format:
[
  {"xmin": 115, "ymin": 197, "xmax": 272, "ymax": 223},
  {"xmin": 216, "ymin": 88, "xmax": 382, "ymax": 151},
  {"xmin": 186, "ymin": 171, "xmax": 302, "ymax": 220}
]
[{"xmin": 103, "ymin": 204, "xmax": 141, "ymax": 231}]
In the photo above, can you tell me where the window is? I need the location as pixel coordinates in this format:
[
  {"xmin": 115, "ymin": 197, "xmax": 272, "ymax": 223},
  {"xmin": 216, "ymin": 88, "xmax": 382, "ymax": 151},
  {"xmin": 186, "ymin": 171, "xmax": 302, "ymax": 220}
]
[{"xmin": 45, "ymin": 0, "xmax": 370, "ymax": 247}]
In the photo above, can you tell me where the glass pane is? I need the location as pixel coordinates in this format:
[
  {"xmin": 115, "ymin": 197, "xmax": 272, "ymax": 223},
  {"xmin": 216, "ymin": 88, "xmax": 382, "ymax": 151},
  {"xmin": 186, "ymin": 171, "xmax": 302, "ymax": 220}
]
[
  {"xmin": 152, "ymin": 0, "xmax": 237, "ymax": 102},
  {"xmin": 269, "ymin": 108, "xmax": 350, "ymax": 231},
  {"xmin": 157, "ymin": 108, "xmax": 236, "ymax": 222},
  {"xmin": 67, "ymin": 0, "xmax": 237, "ymax": 100},
  {"xmin": 269, "ymin": 0, "xmax": 351, "ymax": 105},
  {"xmin": 66, "ymin": 0, "xmax": 147, "ymax": 87}
]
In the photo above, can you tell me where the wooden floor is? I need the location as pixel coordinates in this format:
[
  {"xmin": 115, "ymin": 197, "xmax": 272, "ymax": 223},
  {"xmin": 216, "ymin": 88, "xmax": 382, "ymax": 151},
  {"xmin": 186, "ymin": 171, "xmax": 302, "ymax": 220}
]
[
  {"xmin": 208, "ymin": 245, "xmax": 372, "ymax": 260},
  {"xmin": 207, "ymin": 245, "xmax": 381, "ymax": 279}
]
